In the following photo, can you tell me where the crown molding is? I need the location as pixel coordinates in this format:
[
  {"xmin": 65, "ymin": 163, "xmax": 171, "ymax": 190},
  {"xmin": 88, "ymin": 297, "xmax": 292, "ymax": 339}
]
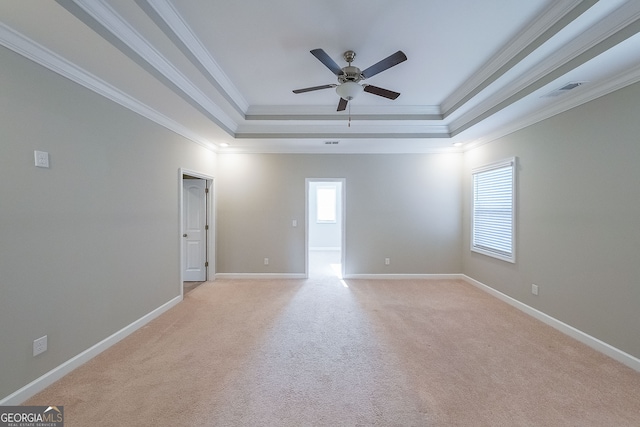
[
  {"xmin": 441, "ymin": 0, "xmax": 593, "ymax": 116},
  {"xmin": 235, "ymin": 122, "xmax": 450, "ymax": 139},
  {"xmin": 245, "ymin": 104, "xmax": 442, "ymax": 121},
  {"xmin": 235, "ymin": 132, "xmax": 450, "ymax": 139},
  {"xmin": 501, "ymin": 0, "xmax": 640, "ymax": 101},
  {"xmin": 220, "ymin": 142, "xmax": 457, "ymax": 155},
  {"xmin": 463, "ymin": 63, "xmax": 640, "ymax": 151},
  {"xmin": 135, "ymin": 0, "xmax": 249, "ymax": 116},
  {"xmin": 58, "ymin": 0, "xmax": 237, "ymax": 135},
  {"xmin": 449, "ymin": 1, "xmax": 640, "ymax": 136},
  {"xmin": 0, "ymin": 22, "xmax": 218, "ymax": 153}
]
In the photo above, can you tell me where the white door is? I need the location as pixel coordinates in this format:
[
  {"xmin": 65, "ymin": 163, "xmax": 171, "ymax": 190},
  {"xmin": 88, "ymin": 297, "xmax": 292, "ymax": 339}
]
[{"xmin": 183, "ymin": 179, "xmax": 207, "ymax": 281}]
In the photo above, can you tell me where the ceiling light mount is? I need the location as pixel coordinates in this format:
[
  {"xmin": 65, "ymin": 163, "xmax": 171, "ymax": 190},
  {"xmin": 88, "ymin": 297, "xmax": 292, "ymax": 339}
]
[{"xmin": 343, "ymin": 50, "xmax": 356, "ymax": 64}]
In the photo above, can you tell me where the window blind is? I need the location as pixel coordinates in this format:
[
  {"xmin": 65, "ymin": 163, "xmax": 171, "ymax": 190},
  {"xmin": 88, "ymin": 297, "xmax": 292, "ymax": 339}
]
[{"xmin": 472, "ymin": 158, "xmax": 516, "ymax": 262}]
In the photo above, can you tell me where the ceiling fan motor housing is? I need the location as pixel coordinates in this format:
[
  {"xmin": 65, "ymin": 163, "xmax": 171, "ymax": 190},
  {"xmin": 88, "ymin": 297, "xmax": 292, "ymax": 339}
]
[{"xmin": 339, "ymin": 65, "xmax": 363, "ymax": 83}]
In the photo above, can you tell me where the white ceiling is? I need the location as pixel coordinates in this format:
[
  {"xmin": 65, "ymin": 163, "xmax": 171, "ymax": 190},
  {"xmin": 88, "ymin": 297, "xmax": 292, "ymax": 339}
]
[{"xmin": 2, "ymin": 0, "xmax": 640, "ymax": 153}]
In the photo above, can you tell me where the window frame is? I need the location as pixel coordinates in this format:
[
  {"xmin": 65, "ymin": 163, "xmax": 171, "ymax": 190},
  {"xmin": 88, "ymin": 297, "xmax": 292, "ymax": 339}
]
[{"xmin": 471, "ymin": 157, "xmax": 517, "ymax": 263}]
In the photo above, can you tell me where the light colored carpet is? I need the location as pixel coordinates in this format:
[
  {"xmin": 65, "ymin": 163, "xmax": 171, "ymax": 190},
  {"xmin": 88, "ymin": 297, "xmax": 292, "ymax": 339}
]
[{"xmin": 26, "ymin": 264, "xmax": 640, "ymax": 425}]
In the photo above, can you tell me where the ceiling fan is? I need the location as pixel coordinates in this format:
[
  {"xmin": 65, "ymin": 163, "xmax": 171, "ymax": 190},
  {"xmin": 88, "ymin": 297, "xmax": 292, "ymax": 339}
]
[{"xmin": 293, "ymin": 49, "xmax": 407, "ymax": 111}]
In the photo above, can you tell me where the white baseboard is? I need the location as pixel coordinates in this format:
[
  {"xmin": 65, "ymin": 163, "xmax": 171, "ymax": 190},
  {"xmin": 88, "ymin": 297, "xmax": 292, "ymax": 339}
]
[
  {"xmin": 0, "ymin": 295, "xmax": 182, "ymax": 405},
  {"xmin": 462, "ymin": 275, "xmax": 640, "ymax": 372},
  {"xmin": 215, "ymin": 273, "xmax": 307, "ymax": 280},
  {"xmin": 344, "ymin": 273, "xmax": 463, "ymax": 280}
]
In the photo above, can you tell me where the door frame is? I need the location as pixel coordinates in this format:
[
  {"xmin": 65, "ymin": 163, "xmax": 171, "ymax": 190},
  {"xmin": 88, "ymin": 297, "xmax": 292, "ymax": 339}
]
[
  {"xmin": 305, "ymin": 178, "xmax": 346, "ymax": 278},
  {"xmin": 179, "ymin": 168, "xmax": 215, "ymax": 297}
]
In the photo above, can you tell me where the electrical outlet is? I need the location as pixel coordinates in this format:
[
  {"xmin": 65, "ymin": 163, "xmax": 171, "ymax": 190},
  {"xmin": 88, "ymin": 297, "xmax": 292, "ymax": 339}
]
[
  {"xmin": 385, "ymin": 258, "xmax": 390, "ymax": 265},
  {"xmin": 34, "ymin": 150, "xmax": 50, "ymax": 168},
  {"xmin": 531, "ymin": 284, "xmax": 539, "ymax": 296},
  {"xmin": 33, "ymin": 335, "xmax": 48, "ymax": 356},
  {"xmin": 264, "ymin": 258, "xmax": 269, "ymax": 265}
]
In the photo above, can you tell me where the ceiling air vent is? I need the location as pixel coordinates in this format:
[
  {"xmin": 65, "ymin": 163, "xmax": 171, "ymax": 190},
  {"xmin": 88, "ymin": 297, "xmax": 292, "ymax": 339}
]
[{"xmin": 543, "ymin": 81, "xmax": 588, "ymax": 97}]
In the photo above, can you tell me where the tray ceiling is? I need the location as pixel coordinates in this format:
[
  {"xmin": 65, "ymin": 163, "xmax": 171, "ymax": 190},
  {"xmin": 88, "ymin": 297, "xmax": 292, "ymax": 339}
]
[{"xmin": 1, "ymin": 0, "xmax": 640, "ymax": 153}]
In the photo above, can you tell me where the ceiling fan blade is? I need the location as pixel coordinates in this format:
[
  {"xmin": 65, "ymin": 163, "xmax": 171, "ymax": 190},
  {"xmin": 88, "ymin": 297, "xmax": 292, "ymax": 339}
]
[
  {"xmin": 363, "ymin": 85, "xmax": 401, "ymax": 100},
  {"xmin": 361, "ymin": 50, "xmax": 407, "ymax": 79},
  {"xmin": 293, "ymin": 84, "xmax": 336, "ymax": 94},
  {"xmin": 310, "ymin": 49, "xmax": 344, "ymax": 76},
  {"xmin": 337, "ymin": 97, "xmax": 348, "ymax": 111}
]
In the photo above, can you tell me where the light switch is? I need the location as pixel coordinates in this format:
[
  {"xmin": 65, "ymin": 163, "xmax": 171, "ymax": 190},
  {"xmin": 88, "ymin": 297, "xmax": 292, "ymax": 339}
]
[
  {"xmin": 34, "ymin": 151, "xmax": 50, "ymax": 168},
  {"xmin": 292, "ymin": 219, "xmax": 297, "ymax": 227}
]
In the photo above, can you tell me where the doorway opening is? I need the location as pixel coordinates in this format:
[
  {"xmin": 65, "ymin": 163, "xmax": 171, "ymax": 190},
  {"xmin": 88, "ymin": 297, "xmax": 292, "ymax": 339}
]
[
  {"xmin": 180, "ymin": 169, "xmax": 214, "ymax": 297},
  {"xmin": 306, "ymin": 179, "xmax": 345, "ymax": 279}
]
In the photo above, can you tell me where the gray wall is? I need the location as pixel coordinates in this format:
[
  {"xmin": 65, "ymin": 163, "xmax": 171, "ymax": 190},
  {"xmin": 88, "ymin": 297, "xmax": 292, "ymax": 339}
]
[
  {"xmin": 216, "ymin": 153, "xmax": 463, "ymax": 275},
  {"xmin": 0, "ymin": 47, "xmax": 217, "ymax": 399},
  {"xmin": 462, "ymin": 81, "xmax": 640, "ymax": 359}
]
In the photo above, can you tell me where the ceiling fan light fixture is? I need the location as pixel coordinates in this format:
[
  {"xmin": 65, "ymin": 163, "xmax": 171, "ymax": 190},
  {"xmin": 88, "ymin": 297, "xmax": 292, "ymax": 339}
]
[{"xmin": 336, "ymin": 81, "xmax": 363, "ymax": 100}]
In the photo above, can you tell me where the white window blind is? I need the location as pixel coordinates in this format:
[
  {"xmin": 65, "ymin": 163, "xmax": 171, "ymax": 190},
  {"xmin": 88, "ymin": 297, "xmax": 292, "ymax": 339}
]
[{"xmin": 471, "ymin": 158, "xmax": 516, "ymax": 263}]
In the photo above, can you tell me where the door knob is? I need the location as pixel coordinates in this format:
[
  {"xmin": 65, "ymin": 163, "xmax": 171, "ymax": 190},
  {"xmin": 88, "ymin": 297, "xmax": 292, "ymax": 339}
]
[{"xmin": 183, "ymin": 234, "xmax": 187, "ymax": 237}]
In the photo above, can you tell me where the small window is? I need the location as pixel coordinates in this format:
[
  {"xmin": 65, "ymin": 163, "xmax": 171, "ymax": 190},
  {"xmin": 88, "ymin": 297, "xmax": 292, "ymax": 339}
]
[
  {"xmin": 316, "ymin": 185, "xmax": 337, "ymax": 223},
  {"xmin": 471, "ymin": 157, "xmax": 516, "ymax": 263}
]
